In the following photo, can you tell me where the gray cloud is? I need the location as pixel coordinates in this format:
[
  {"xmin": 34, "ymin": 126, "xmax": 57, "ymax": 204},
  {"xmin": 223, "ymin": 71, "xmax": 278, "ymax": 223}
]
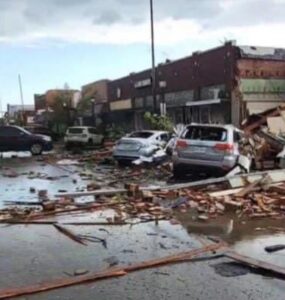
[
  {"xmin": 0, "ymin": 0, "xmax": 284, "ymax": 41},
  {"xmin": 94, "ymin": 10, "xmax": 122, "ymax": 25}
]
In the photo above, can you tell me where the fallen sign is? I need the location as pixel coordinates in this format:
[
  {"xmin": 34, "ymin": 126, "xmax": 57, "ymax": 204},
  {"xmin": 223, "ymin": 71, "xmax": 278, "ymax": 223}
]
[{"xmin": 0, "ymin": 242, "xmax": 225, "ymax": 299}]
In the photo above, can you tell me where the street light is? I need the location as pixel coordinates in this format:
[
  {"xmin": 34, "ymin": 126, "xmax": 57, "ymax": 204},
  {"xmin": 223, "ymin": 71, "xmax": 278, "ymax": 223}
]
[{"xmin": 150, "ymin": 0, "xmax": 157, "ymax": 113}]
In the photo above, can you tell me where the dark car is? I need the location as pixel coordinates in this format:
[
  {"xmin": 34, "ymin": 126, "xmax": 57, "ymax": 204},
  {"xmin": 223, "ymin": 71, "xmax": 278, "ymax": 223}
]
[
  {"xmin": 0, "ymin": 125, "xmax": 53, "ymax": 155},
  {"xmin": 24, "ymin": 125, "xmax": 59, "ymax": 141}
]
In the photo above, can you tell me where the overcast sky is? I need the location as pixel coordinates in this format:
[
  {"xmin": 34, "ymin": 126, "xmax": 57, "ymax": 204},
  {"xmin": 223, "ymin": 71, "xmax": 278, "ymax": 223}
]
[{"xmin": 0, "ymin": 0, "xmax": 285, "ymax": 111}]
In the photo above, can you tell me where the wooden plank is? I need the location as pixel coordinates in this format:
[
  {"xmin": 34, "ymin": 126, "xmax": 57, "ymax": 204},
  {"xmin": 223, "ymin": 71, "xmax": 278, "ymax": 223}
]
[
  {"xmin": 53, "ymin": 224, "xmax": 87, "ymax": 246},
  {"xmin": 54, "ymin": 169, "xmax": 285, "ymax": 199},
  {"xmin": 55, "ymin": 188, "xmax": 126, "ymax": 198},
  {"xmin": 225, "ymin": 251, "xmax": 285, "ymax": 277},
  {"xmin": 0, "ymin": 242, "xmax": 226, "ymax": 299},
  {"xmin": 0, "ymin": 270, "xmax": 126, "ymax": 299},
  {"xmin": 235, "ymin": 178, "xmax": 264, "ymax": 197}
]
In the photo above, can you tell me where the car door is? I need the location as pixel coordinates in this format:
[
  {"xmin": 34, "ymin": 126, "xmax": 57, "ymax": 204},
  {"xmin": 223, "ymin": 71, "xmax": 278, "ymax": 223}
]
[
  {"xmin": 0, "ymin": 126, "xmax": 29, "ymax": 151},
  {"xmin": 0, "ymin": 127, "xmax": 9, "ymax": 151}
]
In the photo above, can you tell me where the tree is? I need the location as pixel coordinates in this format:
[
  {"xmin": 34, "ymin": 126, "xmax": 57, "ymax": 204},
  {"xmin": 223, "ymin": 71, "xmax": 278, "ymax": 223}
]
[{"xmin": 144, "ymin": 112, "xmax": 173, "ymax": 131}]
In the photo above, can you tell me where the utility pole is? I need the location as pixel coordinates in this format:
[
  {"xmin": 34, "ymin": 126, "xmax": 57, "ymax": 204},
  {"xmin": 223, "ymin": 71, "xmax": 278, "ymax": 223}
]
[
  {"xmin": 150, "ymin": 0, "xmax": 157, "ymax": 113},
  {"xmin": 18, "ymin": 74, "xmax": 25, "ymax": 125}
]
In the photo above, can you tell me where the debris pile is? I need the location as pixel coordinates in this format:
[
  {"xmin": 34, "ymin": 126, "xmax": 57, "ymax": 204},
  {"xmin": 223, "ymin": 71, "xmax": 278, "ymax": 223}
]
[
  {"xmin": 241, "ymin": 105, "xmax": 285, "ymax": 169},
  {"xmin": 163, "ymin": 175, "xmax": 285, "ymax": 219}
]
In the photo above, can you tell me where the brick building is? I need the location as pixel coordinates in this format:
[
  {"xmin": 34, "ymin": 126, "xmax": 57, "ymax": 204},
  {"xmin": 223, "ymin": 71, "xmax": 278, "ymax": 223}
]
[{"xmin": 106, "ymin": 41, "xmax": 285, "ymax": 130}]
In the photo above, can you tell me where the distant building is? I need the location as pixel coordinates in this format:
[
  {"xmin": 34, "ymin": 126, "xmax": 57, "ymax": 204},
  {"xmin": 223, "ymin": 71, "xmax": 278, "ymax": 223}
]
[
  {"xmin": 80, "ymin": 79, "xmax": 109, "ymax": 126},
  {"xmin": 34, "ymin": 89, "xmax": 81, "ymax": 112},
  {"xmin": 7, "ymin": 104, "xmax": 35, "ymax": 124}
]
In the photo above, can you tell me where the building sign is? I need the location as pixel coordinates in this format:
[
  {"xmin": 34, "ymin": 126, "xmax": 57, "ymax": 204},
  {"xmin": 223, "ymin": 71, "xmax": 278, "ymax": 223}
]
[
  {"xmin": 240, "ymin": 79, "xmax": 285, "ymax": 93},
  {"xmin": 110, "ymin": 99, "xmax": 132, "ymax": 111},
  {"xmin": 134, "ymin": 78, "xmax": 151, "ymax": 89}
]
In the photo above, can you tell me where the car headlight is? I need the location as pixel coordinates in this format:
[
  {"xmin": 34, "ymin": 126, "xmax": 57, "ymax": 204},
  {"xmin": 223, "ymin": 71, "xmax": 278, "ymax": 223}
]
[{"xmin": 42, "ymin": 136, "xmax": 51, "ymax": 142}]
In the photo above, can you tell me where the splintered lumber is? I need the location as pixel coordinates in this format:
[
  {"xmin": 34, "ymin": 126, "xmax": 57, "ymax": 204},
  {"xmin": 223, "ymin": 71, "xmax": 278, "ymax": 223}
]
[
  {"xmin": 235, "ymin": 178, "xmax": 265, "ymax": 198},
  {"xmin": 0, "ymin": 202, "xmax": 124, "ymax": 223},
  {"xmin": 269, "ymin": 185, "xmax": 285, "ymax": 195},
  {"xmin": 0, "ymin": 243, "xmax": 225, "ymax": 299},
  {"xmin": 55, "ymin": 169, "xmax": 285, "ymax": 199},
  {"xmin": 225, "ymin": 251, "xmax": 285, "ymax": 278},
  {"xmin": 0, "ymin": 269, "xmax": 126, "ymax": 299},
  {"xmin": 55, "ymin": 188, "xmax": 126, "ymax": 198},
  {"xmin": 124, "ymin": 242, "xmax": 226, "ymax": 272},
  {"xmin": 53, "ymin": 224, "xmax": 87, "ymax": 246},
  {"xmin": 0, "ymin": 221, "xmax": 128, "ymax": 226},
  {"xmin": 254, "ymin": 194, "xmax": 271, "ymax": 212}
]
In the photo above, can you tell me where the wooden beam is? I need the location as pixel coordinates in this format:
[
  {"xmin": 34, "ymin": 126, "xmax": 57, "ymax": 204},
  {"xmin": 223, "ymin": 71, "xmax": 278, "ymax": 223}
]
[
  {"xmin": 0, "ymin": 243, "xmax": 225, "ymax": 299},
  {"xmin": 225, "ymin": 251, "xmax": 285, "ymax": 278}
]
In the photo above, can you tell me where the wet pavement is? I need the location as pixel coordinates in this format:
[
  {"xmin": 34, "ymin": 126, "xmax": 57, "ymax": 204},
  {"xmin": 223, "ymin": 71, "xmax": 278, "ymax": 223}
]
[{"xmin": 0, "ymin": 152, "xmax": 285, "ymax": 299}]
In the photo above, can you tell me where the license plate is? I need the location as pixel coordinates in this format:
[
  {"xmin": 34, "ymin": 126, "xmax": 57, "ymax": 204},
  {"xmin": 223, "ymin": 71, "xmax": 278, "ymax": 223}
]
[
  {"xmin": 118, "ymin": 144, "xmax": 139, "ymax": 151},
  {"xmin": 192, "ymin": 146, "xmax": 206, "ymax": 152}
]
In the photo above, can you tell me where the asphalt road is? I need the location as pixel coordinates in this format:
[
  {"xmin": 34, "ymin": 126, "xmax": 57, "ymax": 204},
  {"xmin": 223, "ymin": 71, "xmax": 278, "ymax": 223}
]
[{"xmin": 0, "ymin": 153, "xmax": 284, "ymax": 300}]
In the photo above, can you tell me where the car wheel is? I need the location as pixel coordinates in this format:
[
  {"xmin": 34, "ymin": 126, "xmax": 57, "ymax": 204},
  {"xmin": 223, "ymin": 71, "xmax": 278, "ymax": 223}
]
[
  {"xmin": 30, "ymin": 143, "xmax": 43, "ymax": 156},
  {"xmin": 117, "ymin": 159, "xmax": 129, "ymax": 167},
  {"xmin": 173, "ymin": 165, "xmax": 184, "ymax": 179},
  {"xmin": 88, "ymin": 139, "xmax": 93, "ymax": 146}
]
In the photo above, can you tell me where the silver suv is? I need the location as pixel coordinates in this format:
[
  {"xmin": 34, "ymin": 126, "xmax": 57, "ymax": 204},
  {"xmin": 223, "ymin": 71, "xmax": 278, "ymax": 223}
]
[{"xmin": 172, "ymin": 124, "xmax": 244, "ymax": 177}]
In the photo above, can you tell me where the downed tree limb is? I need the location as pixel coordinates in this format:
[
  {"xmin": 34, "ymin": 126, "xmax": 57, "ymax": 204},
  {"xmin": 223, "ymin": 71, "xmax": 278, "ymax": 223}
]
[
  {"xmin": 53, "ymin": 224, "xmax": 87, "ymax": 246},
  {"xmin": 0, "ymin": 242, "xmax": 225, "ymax": 299}
]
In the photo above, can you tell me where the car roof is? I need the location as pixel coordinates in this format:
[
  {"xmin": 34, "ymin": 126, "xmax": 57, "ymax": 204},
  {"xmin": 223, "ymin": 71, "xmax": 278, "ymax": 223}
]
[
  {"xmin": 131, "ymin": 130, "xmax": 169, "ymax": 134},
  {"xmin": 67, "ymin": 126, "xmax": 95, "ymax": 129},
  {"xmin": 186, "ymin": 123, "xmax": 239, "ymax": 130}
]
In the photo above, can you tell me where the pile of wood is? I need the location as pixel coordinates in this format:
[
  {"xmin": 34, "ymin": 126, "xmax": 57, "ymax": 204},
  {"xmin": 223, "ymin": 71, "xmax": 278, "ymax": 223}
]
[
  {"xmin": 164, "ymin": 176, "xmax": 285, "ymax": 219},
  {"xmin": 241, "ymin": 105, "xmax": 285, "ymax": 170}
]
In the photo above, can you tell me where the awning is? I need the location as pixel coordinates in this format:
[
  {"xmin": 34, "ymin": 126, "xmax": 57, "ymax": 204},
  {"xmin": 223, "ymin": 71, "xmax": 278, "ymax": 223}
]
[{"xmin": 185, "ymin": 99, "xmax": 221, "ymax": 107}]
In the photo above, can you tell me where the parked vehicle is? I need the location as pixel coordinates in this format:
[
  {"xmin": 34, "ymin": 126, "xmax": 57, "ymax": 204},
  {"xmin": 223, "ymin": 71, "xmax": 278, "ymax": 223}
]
[
  {"xmin": 64, "ymin": 126, "xmax": 104, "ymax": 148},
  {"xmin": 24, "ymin": 125, "xmax": 59, "ymax": 141},
  {"xmin": 113, "ymin": 130, "xmax": 171, "ymax": 163},
  {"xmin": 172, "ymin": 124, "xmax": 246, "ymax": 177},
  {"xmin": 0, "ymin": 125, "xmax": 53, "ymax": 155}
]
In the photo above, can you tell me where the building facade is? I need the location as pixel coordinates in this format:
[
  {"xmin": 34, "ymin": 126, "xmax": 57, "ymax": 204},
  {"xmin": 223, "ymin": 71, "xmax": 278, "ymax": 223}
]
[{"xmin": 106, "ymin": 42, "xmax": 285, "ymax": 130}]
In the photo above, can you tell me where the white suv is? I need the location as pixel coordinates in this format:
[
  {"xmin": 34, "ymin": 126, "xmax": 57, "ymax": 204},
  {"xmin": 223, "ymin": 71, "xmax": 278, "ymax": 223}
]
[{"xmin": 64, "ymin": 126, "xmax": 104, "ymax": 148}]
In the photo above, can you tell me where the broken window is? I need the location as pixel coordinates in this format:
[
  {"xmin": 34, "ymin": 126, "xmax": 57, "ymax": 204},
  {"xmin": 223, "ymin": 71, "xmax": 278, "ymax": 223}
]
[
  {"xmin": 129, "ymin": 131, "xmax": 154, "ymax": 139},
  {"xmin": 184, "ymin": 126, "xmax": 227, "ymax": 142}
]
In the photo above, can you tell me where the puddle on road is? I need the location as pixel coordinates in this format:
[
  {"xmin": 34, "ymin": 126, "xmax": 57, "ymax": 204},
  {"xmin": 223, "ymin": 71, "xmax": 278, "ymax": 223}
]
[{"xmin": 176, "ymin": 210, "xmax": 285, "ymax": 267}]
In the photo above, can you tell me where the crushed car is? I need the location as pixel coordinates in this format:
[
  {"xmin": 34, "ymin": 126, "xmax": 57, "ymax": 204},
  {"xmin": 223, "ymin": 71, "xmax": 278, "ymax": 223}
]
[{"xmin": 113, "ymin": 130, "xmax": 171, "ymax": 165}]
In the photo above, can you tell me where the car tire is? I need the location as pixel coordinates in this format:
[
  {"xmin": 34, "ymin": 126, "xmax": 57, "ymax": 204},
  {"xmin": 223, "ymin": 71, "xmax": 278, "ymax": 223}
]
[
  {"xmin": 65, "ymin": 143, "xmax": 71, "ymax": 150},
  {"xmin": 117, "ymin": 159, "xmax": 129, "ymax": 167},
  {"xmin": 88, "ymin": 139, "xmax": 93, "ymax": 147},
  {"xmin": 173, "ymin": 165, "xmax": 184, "ymax": 179},
  {"xmin": 30, "ymin": 143, "xmax": 43, "ymax": 156}
]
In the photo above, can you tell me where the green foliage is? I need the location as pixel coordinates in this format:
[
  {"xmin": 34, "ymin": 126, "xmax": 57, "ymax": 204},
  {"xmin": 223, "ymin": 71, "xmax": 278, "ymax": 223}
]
[
  {"xmin": 77, "ymin": 97, "xmax": 93, "ymax": 114},
  {"xmin": 144, "ymin": 112, "xmax": 173, "ymax": 131},
  {"xmin": 105, "ymin": 124, "xmax": 126, "ymax": 140}
]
